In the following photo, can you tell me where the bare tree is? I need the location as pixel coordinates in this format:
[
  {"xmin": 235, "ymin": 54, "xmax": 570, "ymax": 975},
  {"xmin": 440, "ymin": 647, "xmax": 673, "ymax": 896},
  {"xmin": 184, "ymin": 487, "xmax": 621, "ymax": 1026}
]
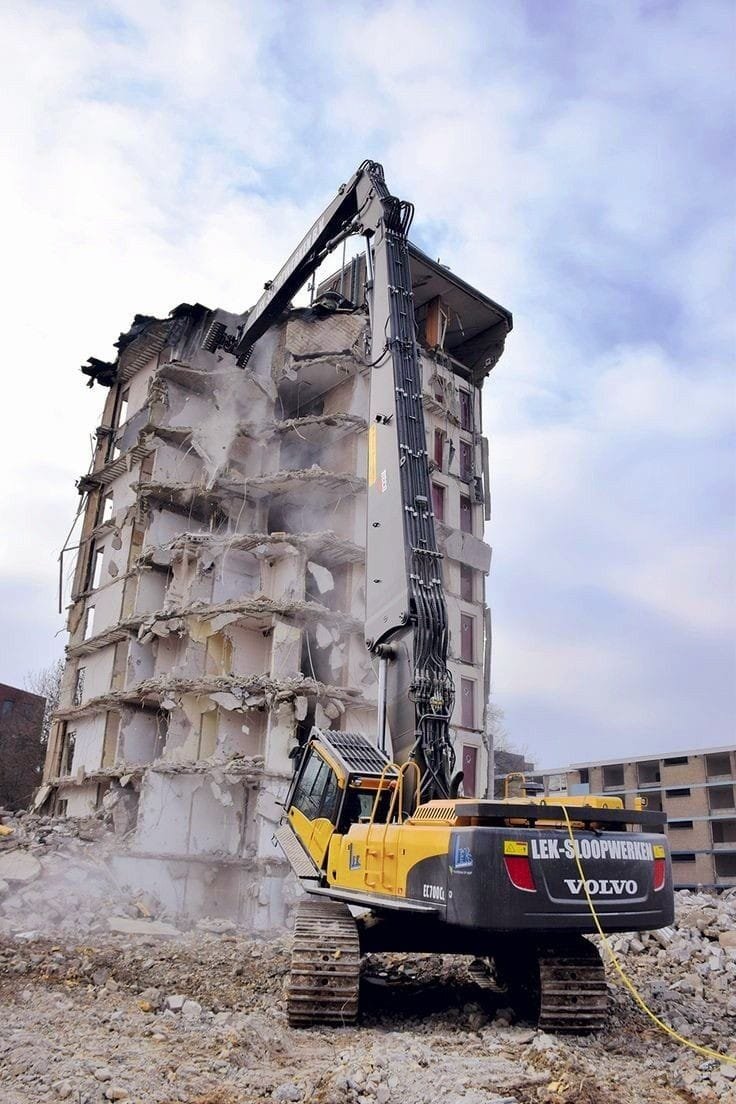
[
  {"xmin": 487, "ymin": 700, "xmax": 509, "ymax": 751},
  {"xmin": 24, "ymin": 657, "xmax": 64, "ymax": 747}
]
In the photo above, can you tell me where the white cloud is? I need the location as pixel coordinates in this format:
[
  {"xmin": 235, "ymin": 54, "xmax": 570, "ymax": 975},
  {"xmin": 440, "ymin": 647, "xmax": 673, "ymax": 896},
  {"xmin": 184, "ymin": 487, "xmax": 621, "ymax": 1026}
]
[
  {"xmin": 0, "ymin": 0, "xmax": 732, "ymax": 763},
  {"xmin": 591, "ymin": 347, "xmax": 735, "ymax": 438},
  {"xmin": 606, "ymin": 541, "xmax": 735, "ymax": 638}
]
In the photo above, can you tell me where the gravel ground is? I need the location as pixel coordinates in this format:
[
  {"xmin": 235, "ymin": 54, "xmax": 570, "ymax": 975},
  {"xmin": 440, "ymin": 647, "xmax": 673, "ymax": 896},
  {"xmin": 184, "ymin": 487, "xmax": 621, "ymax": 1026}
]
[
  {"xmin": 1, "ymin": 929, "xmax": 735, "ymax": 1104},
  {"xmin": 1, "ymin": 813, "xmax": 735, "ymax": 1102}
]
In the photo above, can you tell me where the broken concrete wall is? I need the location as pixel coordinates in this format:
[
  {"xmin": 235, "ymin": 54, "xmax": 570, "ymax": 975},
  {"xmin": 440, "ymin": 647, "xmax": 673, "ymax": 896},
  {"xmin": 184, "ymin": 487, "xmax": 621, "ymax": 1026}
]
[{"xmin": 43, "ymin": 292, "xmax": 494, "ymax": 927}]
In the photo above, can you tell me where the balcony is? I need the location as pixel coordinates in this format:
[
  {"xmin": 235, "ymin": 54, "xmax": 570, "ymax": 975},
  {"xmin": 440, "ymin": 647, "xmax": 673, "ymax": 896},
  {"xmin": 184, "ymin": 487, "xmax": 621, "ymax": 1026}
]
[
  {"xmin": 637, "ymin": 760, "xmax": 661, "ymax": 788},
  {"xmin": 711, "ymin": 819, "xmax": 736, "ymax": 848},
  {"xmin": 708, "ymin": 784, "xmax": 736, "ymax": 814},
  {"xmin": 602, "ymin": 764, "xmax": 625, "ymax": 791},
  {"xmin": 706, "ymin": 753, "xmax": 733, "ymax": 781}
]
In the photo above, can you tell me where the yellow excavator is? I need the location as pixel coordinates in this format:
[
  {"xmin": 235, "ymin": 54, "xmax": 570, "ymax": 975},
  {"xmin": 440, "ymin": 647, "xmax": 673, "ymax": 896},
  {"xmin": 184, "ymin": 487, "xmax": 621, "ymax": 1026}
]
[{"xmin": 206, "ymin": 161, "xmax": 674, "ymax": 1031}]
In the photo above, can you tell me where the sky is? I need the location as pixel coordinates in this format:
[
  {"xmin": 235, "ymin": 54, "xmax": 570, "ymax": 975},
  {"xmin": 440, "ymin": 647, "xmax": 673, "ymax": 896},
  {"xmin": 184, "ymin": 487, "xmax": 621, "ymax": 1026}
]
[{"xmin": 0, "ymin": 0, "xmax": 733, "ymax": 768}]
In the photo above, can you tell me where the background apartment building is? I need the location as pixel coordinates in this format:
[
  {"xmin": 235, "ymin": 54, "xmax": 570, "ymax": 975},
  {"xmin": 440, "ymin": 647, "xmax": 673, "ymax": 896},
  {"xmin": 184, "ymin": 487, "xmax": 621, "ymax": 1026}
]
[
  {"xmin": 40, "ymin": 248, "xmax": 508, "ymax": 925},
  {"xmin": 540, "ymin": 745, "xmax": 736, "ymax": 890}
]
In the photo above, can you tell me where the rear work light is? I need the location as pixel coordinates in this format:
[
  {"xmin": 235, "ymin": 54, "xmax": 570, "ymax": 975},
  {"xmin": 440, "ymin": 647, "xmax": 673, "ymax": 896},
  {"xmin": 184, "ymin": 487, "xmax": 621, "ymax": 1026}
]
[
  {"xmin": 653, "ymin": 844, "xmax": 667, "ymax": 892},
  {"xmin": 503, "ymin": 839, "xmax": 536, "ymax": 893}
]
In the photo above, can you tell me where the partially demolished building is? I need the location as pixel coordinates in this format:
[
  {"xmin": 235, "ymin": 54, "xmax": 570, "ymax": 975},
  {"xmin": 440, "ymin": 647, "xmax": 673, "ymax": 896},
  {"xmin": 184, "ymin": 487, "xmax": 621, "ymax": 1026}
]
[{"xmin": 41, "ymin": 246, "xmax": 508, "ymax": 926}]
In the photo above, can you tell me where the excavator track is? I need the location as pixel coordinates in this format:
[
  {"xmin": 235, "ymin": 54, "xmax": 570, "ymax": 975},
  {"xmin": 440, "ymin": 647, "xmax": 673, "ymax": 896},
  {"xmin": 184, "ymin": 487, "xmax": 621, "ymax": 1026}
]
[
  {"xmin": 496, "ymin": 935, "xmax": 608, "ymax": 1033},
  {"xmin": 287, "ymin": 898, "xmax": 361, "ymax": 1027},
  {"xmin": 537, "ymin": 937, "xmax": 608, "ymax": 1033}
]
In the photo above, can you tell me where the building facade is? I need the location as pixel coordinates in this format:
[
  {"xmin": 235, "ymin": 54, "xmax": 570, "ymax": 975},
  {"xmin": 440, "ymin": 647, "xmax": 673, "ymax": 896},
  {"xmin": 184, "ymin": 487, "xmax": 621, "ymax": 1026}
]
[
  {"xmin": 0, "ymin": 683, "xmax": 46, "ymax": 811},
  {"xmin": 41, "ymin": 251, "xmax": 509, "ymax": 925},
  {"xmin": 538, "ymin": 745, "xmax": 736, "ymax": 890}
]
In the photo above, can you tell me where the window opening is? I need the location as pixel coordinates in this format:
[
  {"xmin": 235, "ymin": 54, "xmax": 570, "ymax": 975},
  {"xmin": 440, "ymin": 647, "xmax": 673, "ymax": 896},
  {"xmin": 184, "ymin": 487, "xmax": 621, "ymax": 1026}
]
[
  {"xmin": 460, "ymin": 678, "xmax": 475, "ymax": 728},
  {"xmin": 460, "ymin": 613, "xmax": 474, "ymax": 663},
  {"xmin": 459, "ymin": 440, "xmax": 473, "ymax": 482},
  {"xmin": 433, "ymin": 429, "xmax": 445, "ymax": 470},
  {"xmin": 62, "ymin": 729, "xmax": 76, "ymax": 775},
  {"xmin": 459, "ymin": 390, "xmax": 472, "ymax": 431},
  {"xmin": 88, "ymin": 546, "xmax": 104, "ymax": 590},
  {"xmin": 432, "ymin": 483, "xmax": 446, "ymax": 523},
  {"xmin": 460, "ymin": 564, "xmax": 474, "ymax": 602},
  {"xmin": 602, "ymin": 764, "xmax": 625, "ymax": 789},
  {"xmin": 709, "ymin": 785, "xmax": 735, "ymax": 811},
  {"xmin": 715, "ymin": 853, "xmax": 736, "ymax": 877},
  {"xmin": 117, "ymin": 388, "xmax": 129, "ymax": 427},
  {"xmin": 83, "ymin": 606, "xmax": 95, "ymax": 639},
  {"xmin": 706, "ymin": 753, "xmax": 732, "ymax": 777},
  {"xmin": 462, "ymin": 745, "xmax": 478, "ymax": 797},
  {"xmin": 73, "ymin": 667, "xmax": 86, "ymax": 706}
]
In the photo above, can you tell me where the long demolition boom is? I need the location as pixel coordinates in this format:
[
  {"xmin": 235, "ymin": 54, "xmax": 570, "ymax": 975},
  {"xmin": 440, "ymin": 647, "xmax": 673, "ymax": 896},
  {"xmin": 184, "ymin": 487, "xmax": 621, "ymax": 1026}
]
[{"xmin": 204, "ymin": 161, "xmax": 456, "ymax": 798}]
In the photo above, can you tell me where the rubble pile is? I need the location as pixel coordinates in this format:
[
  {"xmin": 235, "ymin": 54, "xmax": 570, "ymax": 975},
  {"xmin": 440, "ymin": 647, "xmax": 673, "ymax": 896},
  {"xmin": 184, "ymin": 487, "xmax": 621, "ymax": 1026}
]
[
  {"xmin": 600, "ymin": 888, "xmax": 736, "ymax": 1049},
  {"xmin": 0, "ymin": 808, "xmax": 177, "ymax": 941},
  {"xmin": 1, "ymin": 918, "xmax": 734, "ymax": 1104},
  {"xmin": 1, "ymin": 815, "xmax": 735, "ymax": 1103}
]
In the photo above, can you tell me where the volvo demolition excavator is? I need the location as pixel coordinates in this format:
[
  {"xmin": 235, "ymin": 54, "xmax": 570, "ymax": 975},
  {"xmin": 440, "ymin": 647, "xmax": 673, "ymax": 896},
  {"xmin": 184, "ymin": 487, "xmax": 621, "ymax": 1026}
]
[{"xmin": 204, "ymin": 161, "xmax": 675, "ymax": 1032}]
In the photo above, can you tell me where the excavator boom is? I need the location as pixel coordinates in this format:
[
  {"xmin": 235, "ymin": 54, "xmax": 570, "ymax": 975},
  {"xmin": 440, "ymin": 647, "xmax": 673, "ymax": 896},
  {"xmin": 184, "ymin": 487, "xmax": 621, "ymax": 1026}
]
[
  {"xmin": 258, "ymin": 161, "xmax": 675, "ymax": 1036},
  {"xmin": 205, "ymin": 160, "xmax": 456, "ymax": 797}
]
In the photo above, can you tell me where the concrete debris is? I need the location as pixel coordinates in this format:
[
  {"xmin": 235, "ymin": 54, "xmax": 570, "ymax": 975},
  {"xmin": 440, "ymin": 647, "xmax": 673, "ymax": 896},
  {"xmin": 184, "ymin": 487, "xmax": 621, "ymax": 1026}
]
[
  {"xmin": 55, "ymin": 671, "xmax": 369, "ymax": 723},
  {"xmin": 161, "ymin": 529, "xmax": 364, "ymax": 567},
  {"xmin": 0, "ymin": 851, "xmax": 42, "ymax": 883},
  {"xmin": 137, "ymin": 592, "xmax": 361, "ymax": 639},
  {"xmin": 1, "ymin": 888, "xmax": 736, "ymax": 1103},
  {"xmin": 106, "ymin": 917, "xmax": 182, "ymax": 938},
  {"xmin": 195, "ymin": 917, "xmax": 236, "ymax": 934}
]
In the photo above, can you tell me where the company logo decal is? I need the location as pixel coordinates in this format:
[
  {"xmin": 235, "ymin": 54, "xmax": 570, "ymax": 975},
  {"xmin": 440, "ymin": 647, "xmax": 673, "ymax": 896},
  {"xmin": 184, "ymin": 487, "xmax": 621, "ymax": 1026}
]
[
  {"xmin": 453, "ymin": 837, "xmax": 474, "ymax": 871},
  {"xmin": 530, "ymin": 838, "xmax": 654, "ymax": 862},
  {"xmin": 564, "ymin": 878, "xmax": 639, "ymax": 897}
]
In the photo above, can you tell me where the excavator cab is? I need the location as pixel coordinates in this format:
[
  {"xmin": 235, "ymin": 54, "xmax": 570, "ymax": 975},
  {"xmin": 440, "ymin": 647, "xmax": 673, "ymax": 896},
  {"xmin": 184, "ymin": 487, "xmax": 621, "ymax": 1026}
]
[
  {"xmin": 284, "ymin": 730, "xmax": 399, "ymax": 869},
  {"xmin": 286, "ymin": 742, "xmax": 345, "ymax": 867}
]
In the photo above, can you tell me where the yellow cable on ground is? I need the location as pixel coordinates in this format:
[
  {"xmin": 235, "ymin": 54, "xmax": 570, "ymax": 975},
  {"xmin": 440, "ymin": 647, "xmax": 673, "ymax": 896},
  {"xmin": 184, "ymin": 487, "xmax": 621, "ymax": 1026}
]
[{"xmin": 560, "ymin": 806, "xmax": 736, "ymax": 1065}]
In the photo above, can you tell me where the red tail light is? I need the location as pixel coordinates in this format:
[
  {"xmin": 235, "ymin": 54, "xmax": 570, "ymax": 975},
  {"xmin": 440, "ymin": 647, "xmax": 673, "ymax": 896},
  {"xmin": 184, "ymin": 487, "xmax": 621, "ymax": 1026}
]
[
  {"xmin": 653, "ymin": 858, "xmax": 666, "ymax": 891},
  {"xmin": 504, "ymin": 855, "xmax": 536, "ymax": 893}
]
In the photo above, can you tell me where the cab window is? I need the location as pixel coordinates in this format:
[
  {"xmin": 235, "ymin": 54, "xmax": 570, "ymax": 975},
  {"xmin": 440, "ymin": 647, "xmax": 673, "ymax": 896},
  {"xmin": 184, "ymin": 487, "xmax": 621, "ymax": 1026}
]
[{"xmin": 293, "ymin": 751, "xmax": 340, "ymax": 822}]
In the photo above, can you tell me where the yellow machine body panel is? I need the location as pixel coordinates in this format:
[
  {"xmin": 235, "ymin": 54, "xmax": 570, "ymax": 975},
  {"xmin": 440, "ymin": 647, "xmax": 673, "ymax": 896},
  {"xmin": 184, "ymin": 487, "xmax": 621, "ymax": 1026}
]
[
  {"xmin": 495, "ymin": 795, "xmax": 624, "ymax": 810},
  {"xmin": 285, "ymin": 743, "xmax": 636, "ymax": 904},
  {"xmin": 326, "ymin": 820, "xmax": 452, "ymax": 898},
  {"xmin": 288, "ymin": 806, "xmax": 336, "ymax": 868}
]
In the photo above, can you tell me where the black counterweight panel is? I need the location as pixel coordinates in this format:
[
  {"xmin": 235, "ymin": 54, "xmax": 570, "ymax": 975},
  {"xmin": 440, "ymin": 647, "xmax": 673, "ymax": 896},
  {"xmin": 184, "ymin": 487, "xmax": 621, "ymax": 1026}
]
[{"xmin": 406, "ymin": 827, "xmax": 674, "ymax": 934}]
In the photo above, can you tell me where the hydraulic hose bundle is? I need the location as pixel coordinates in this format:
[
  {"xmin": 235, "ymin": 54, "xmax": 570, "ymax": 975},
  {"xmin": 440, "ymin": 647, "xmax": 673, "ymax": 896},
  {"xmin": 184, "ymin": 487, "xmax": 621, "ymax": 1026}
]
[{"xmin": 362, "ymin": 162, "xmax": 456, "ymax": 800}]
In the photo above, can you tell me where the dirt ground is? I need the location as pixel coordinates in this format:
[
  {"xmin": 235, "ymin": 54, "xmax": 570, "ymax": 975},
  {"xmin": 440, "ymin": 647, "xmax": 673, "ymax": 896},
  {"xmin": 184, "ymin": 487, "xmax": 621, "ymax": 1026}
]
[{"xmin": 1, "ymin": 929, "xmax": 735, "ymax": 1104}]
